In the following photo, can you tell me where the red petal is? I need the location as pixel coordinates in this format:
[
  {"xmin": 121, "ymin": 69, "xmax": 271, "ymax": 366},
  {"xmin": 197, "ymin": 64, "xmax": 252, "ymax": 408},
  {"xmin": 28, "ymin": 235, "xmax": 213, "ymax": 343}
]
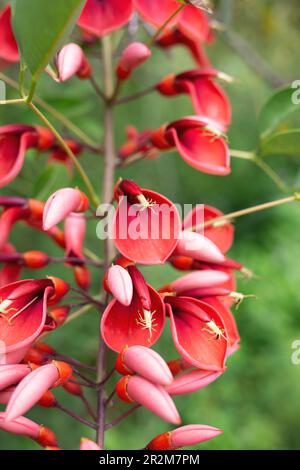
[
  {"xmin": 183, "ymin": 205, "xmax": 234, "ymax": 253},
  {"xmin": 167, "ymin": 297, "xmax": 227, "ymax": 371},
  {"xmin": 0, "ymin": 6, "xmax": 19, "ymax": 63},
  {"xmin": 101, "ymin": 285, "xmax": 165, "ymax": 352},
  {"xmin": 113, "ymin": 189, "xmax": 181, "ymax": 264},
  {"xmin": 178, "ymin": 5, "xmax": 211, "ymax": 42},
  {"xmin": 78, "ymin": 0, "xmax": 133, "ymax": 37},
  {"xmin": 203, "ymin": 297, "xmax": 240, "ymax": 355},
  {"xmin": 134, "ymin": 0, "xmax": 180, "ymax": 28},
  {"xmin": 169, "ymin": 127, "xmax": 230, "ymax": 176}
]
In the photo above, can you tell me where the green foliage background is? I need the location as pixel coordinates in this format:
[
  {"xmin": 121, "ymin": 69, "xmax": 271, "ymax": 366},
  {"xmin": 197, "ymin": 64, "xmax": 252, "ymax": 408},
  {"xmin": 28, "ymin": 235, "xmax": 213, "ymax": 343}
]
[{"xmin": 1, "ymin": 0, "xmax": 300, "ymax": 450}]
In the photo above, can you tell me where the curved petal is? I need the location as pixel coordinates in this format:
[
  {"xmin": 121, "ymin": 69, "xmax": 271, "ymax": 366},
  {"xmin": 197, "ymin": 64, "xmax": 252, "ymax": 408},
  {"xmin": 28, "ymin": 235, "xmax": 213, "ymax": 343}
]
[
  {"xmin": 183, "ymin": 205, "xmax": 234, "ymax": 253},
  {"xmin": 0, "ymin": 132, "xmax": 37, "ymax": 189},
  {"xmin": 166, "ymin": 368, "xmax": 222, "ymax": 395},
  {"xmin": 0, "ymin": 279, "xmax": 53, "ymax": 364},
  {"xmin": 101, "ymin": 285, "xmax": 165, "ymax": 352},
  {"xmin": 203, "ymin": 297, "xmax": 240, "ymax": 355},
  {"xmin": 178, "ymin": 6, "xmax": 211, "ymax": 42},
  {"xmin": 169, "ymin": 127, "xmax": 230, "ymax": 176},
  {"xmin": 134, "ymin": 0, "xmax": 180, "ymax": 28},
  {"xmin": 113, "ymin": 189, "xmax": 181, "ymax": 264},
  {"xmin": 78, "ymin": 0, "xmax": 133, "ymax": 37},
  {"xmin": 0, "ymin": 6, "xmax": 19, "ymax": 63},
  {"xmin": 167, "ymin": 297, "xmax": 228, "ymax": 370},
  {"xmin": 180, "ymin": 78, "xmax": 231, "ymax": 129}
]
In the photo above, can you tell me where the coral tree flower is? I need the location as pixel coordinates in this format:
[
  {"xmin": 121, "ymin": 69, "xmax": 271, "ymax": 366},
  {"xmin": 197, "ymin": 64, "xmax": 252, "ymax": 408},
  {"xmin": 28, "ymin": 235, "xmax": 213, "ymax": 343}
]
[
  {"xmin": 0, "ymin": 364, "xmax": 31, "ymax": 391},
  {"xmin": 157, "ymin": 70, "xmax": 232, "ymax": 129},
  {"xmin": 115, "ymin": 345, "xmax": 173, "ymax": 386},
  {"xmin": 113, "ymin": 180, "xmax": 181, "ymax": 264},
  {"xmin": 174, "ymin": 230, "xmax": 225, "ymax": 264},
  {"xmin": 0, "ymin": 412, "xmax": 58, "ymax": 448},
  {"xmin": 78, "ymin": 0, "xmax": 133, "ymax": 37},
  {"xmin": 107, "ymin": 264, "xmax": 133, "ymax": 306},
  {"xmin": 156, "ymin": 28, "xmax": 212, "ymax": 69},
  {"xmin": 101, "ymin": 268, "xmax": 165, "ymax": 352},
  {"xmin": 146, "ymin": 424, "xmax": 222, "ymax": 450},
  {"xmin": 183, "ymin": 204, "xmax": 234, "ymax": 254},
  {"xmin": 116, "ymin": 375, "xmax": 181, "ymax": 424},
  {"xmin": 0, "ymin": 125, "xmax": 40, "ymax": 189},
  {"xmin": 0, "ymin": 5, "xmax": 19, "ymax": 67},
  {"xmin": 166, "ymin": 368, "xmax": 222, "ymax": 395},
  {"xmin": 5, "ymin": 361, "xmax": 72, "ymax": 421},
  {"xmin": 56, "ymin": 43, "xmax": 91, "ymax": 82},
  {"xmin": 134, "ymin": 0, "xmax": 210, "ymax": 42},
  {"xmin": 43, "ymin": 188, "xmax": 89, "ymax": 230},
  {"xmin": 64, "ymin": 213, "xmax": 86, "ymax": 261},
  {"xmin": 0, "ymin": 244, "xmax": 22, "ymax": 286},
  {"xmin": 165, "ymin": 296, "xmax": 228, "ymax": 370},
  {"xmin": 116, "ymin": 42, "xmax": 151, "ymax": 80},
  {"xmin": 0, "ymin": 279, "xmax": 54, "ymax": 364},
  {"xmin": 151, "ymin": 117, "xmax": 230, "ymax": 175}
]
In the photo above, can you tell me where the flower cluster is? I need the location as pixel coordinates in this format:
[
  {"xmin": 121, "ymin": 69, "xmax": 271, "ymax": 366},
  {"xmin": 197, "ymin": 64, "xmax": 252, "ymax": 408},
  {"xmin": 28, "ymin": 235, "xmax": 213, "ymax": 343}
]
[{"xmin": 0, "ymin": 0, "xmax": 262, "ymax": 451}]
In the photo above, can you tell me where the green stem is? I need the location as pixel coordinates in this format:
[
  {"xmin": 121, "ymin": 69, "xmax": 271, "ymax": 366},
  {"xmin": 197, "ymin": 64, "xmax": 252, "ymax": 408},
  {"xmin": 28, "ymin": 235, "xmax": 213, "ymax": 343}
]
[
  {"xmin": 96, "ymin": 34, "xmax": 116, "ymax": 450},
  {"xmin": 0, "ymin": 98, "xmax": 25, "ymax": 105},
  {"xmin": 147, "ymin": 3, "xmax": 186, "ymax": 47},
  {"xmin": 230, "ymin": 149, "xmax": 254, "ymax": 160},
  {"xmin": 191, "ymin": 193, "xmax": 300, "ymax": 231},
  {"xmin": 27, "ymin": 102, "xmax": 100, "ymax": 207}
]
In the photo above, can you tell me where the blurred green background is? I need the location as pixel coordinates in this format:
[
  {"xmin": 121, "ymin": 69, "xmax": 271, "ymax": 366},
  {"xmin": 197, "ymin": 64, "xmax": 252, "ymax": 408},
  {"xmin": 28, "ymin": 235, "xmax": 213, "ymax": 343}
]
[{"xmin": 1, "ymin": 0, "xmax": 300, "ymax": 450}]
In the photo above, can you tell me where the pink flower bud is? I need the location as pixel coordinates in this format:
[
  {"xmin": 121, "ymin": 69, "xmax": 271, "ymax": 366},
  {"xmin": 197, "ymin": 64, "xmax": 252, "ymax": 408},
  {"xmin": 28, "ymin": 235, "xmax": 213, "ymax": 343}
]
[
  {"xmin": 65, "ymin": 213, "xmax": 86, "ymax": 260},
  {"xmin": 174, "ymin": 231, "xmax": 225, "ymax": 264},
  {"xmin": 5, "ymin": 361, "xmax": 72, "ymax": 421},
  {"xmin": 43, "ymin": 188, "xmax": 89, "ymax": 230},
  {"xmin": 116, "ymin": 375, "xmax": 181, "ymax": 425},
  {"xmin": 0, "ymin": 364, "xmax": 31, "ymax": 391},
  {"xmin": 107, "ymin": 265, "xmax": 133, "ymax": 306},
  {"xmin": 80, "ymin": 438, "xmax": 101, "ymax": 450},
  {"xmin": 170, "ymin": 270, "xmax": 230, "ymax": 294},
  {"xmin": 56, "ymin": 43, "xmax": 91, "ymax": 82},
  {"xmin": 116, "ymin": 346, "xmax": 173, "ymax": 386},
  {"xmin": 146, "ymin": 424, "xmax": 222, "ymax": 450},
  {"xmin": 0, "ymin": 412, "xmax": 58, "ymax": 447},
  {"xmin": 166, "ymin": 369, "xmax": 222, "ymax": 395},
  {"xmin": 116, "ymin": 42, "xmax": 151, "ymax": 80}
]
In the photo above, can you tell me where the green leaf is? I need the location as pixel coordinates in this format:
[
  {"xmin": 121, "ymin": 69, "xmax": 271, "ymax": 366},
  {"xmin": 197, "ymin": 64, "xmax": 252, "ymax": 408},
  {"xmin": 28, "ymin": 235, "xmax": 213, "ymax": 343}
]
[
  {"xmin": 33, "ymin": 164, "xmax": 71, "ymax": 200},
  {"xmin": 259, "ymin": 129, "xmax": 300, "ymax": 158},
  {"xmin": 12, "ymin": 0, "xmax": 85, "ymax": 79},
  {"xmin": 258, "ymin": 86, "xmax": 300, "ymax": 137}
]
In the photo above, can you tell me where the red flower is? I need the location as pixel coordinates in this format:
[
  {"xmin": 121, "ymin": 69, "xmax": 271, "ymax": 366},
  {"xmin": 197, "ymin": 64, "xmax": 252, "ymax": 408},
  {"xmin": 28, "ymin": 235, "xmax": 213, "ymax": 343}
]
[
  {"xmin": 113, "ymin": 180, "xmax": 181, "ymax": 264},
  {"xmin": 0, "ymin": 6, "xmax": 19, "ymax": 68},
  {"xmin": 78, "ymin": 0, "xmax": 133, "ymax": 37},
  {"xmin": 134, "ymin": 0, "xmax": 210, "ymax": 42},
  {"xmin": 156, "ymin": 28, "xmax": 212, "ymax": 68},
  {"xmin": 165, "ymin": 296, "xmax": 228, "ymax": 371},
  {"xmin": 0, "ymin": 279, "xmax": 54, "ymax": 364},
  {"xmin": 0, "ymin": 125, "xmax": 40, "ymax": 189},
  {"xmin": 101, "ymin": 282, "xmax": 165, "ymax": 352},
  {"xmin": 183, "ymin": 204, "xmax": 235, "ymax": 253},
  {"xmin": 157, "ymin": 70, "xmax": 232, "ymax": 130},
  {"xmin": 151, "ymin": 117, "xmax": 230, "ymax": 176}
]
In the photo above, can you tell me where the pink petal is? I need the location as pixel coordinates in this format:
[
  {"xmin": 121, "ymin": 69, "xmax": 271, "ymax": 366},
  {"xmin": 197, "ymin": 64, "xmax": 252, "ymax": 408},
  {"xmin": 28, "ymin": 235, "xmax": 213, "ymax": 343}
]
[
  {"xmin": 171, "ymin": 424, "xmax": 222, "ymax": 448},
  {"xmin": 107, "ymin": 265, "xmax": 133, "ymax": 306},
  {"xmin": 5, "ymin": 363, "xmax": 59, "ymax": 421},
  {"xmin": 124, "ymin": 346, "xmax": 173, "ymax": 386},
  {"xmin": 127, "ymin": 375, "xmax": 181, "ymax": 424},
  {"xmin": 171, "ymin": 270, "xmax": 230, "ymax": 294},
  {"xmin": 174, "ymin": 231, "xmax": 225, "ymax": 264},
  {"xmin": 166, "ymin": 369, "xmax": 222, "ymax": 395}
]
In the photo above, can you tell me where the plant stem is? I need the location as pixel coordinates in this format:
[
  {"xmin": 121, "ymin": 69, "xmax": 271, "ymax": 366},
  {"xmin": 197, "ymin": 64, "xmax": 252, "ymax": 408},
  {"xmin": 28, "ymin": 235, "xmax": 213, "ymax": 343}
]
[
  {"xmin": 0, "ymin": 72, "xmax": 97, "ymax": 148},
  {"xmin": 96, "ymin": 34, "xmax": 116, "ymax": 450},
  {"xmin": 105, "ymin": 405, "xmax": 140, "ymax": 430},
  {"xmin": 192, "ymin": 193, "xmax": 300, "ymax": 230},
  {"xmin": 0, "ymin": 98, "xmax": 25, "ymax": 105},
  {"xmin": 230, "ymin": 149, "xmax": 254, "ymax": 160},
  {"xmin": 147, "ymin": 4, "xmax": 186, "ymax": 47},
  {"xmin": 89, "ymin": 76, "xmax": 106, "ymax": 102},
  {"xmin": 115, "ymin": 85, "xmax": 156, "ymax": 106},
  {"xmin": 50, "ymin": 353, "xmax": 96, "ymax": 372},
  {"xmin": 55, "ymin": 402, "xmax": 97, "ymax": 430},
  {"xmin": 64, "ymin": 304, "xmax": 94, "ymax": 325},
  {"xmin": 27, "ymin": 102, "xmax": 100, "ymax": 207}
]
